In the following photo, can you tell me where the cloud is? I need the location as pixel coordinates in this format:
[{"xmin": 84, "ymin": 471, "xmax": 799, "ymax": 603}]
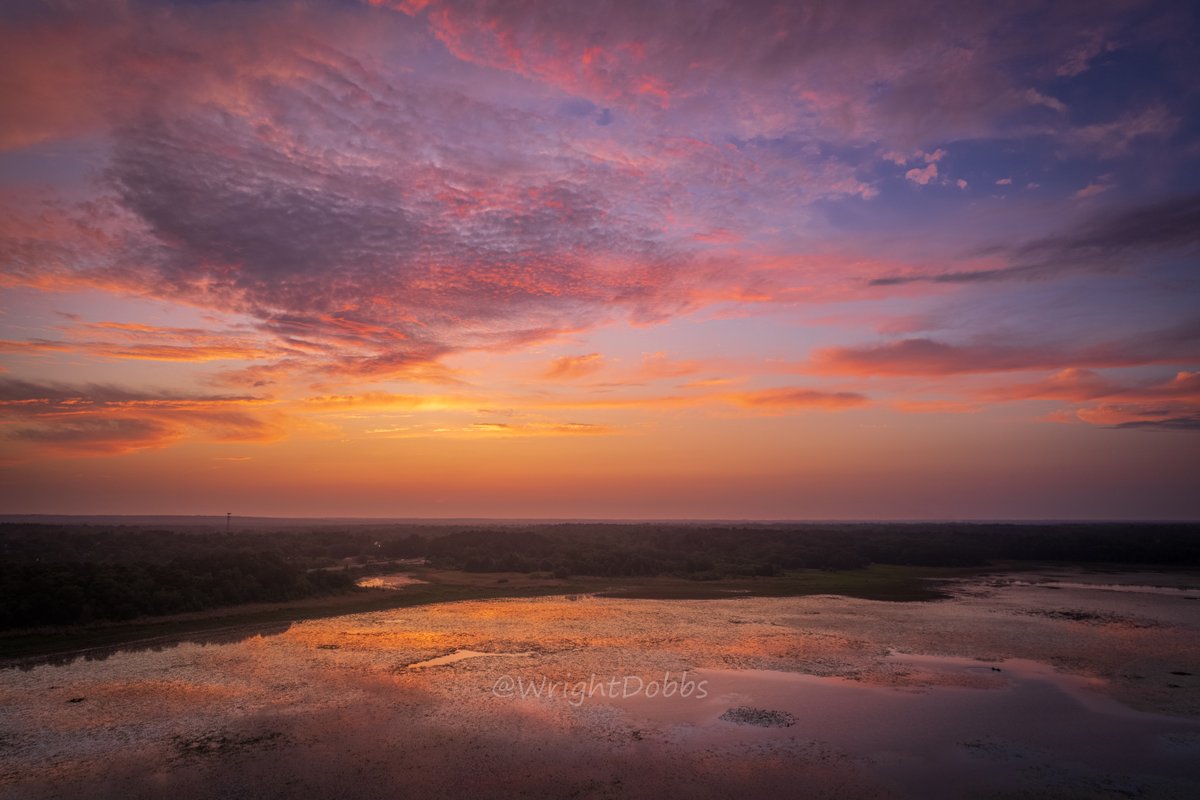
[
  {"xmin": 730, "ymin": 387, "xmax": 867, "ymax": 411},
  {"xmin": 1010, "ymin": 192, "xmax": 1200, "ymax": 261},
  {"xmin": 1076, "ymin": 180, "xmax": 1115, "ymax": 199},
  {"xmin": 982, "ymin": 368, "xmax": 1120, "ymax": 402},
  {"xmin": 891, "ymin": 399, "xmax": 980, "ymax": 414},
  {"xmin": 812, "ymin": 320, "xmax": 1200, "ymax": 376},
  {"xmin": 0, "ymin": 320, "xmax": 278, "ymax": 363},
  {"xmin": 3, "ymin": 2, "xmax": 930, "ymax": 388},
  {"xmin": 543, "ymin": 353, "xmax": 606, "ymax": 380},
  {"xmin": 0, "ymin": 378, "xmax": 282, "ymax": 456},
  {"xmin": 1061, "ymin": 105, "xmax": 1178, "ymax": 158},
  {"xmin": 0, "ymin": 378, "xmax": 258, "ymax": 406},
  {"xmin": 636, "ymin": 352, "xmax": 706, "ymax": 381},
  {"xmin": 0, "ymin": 0, "xmax": 1196, "ymax": 475},
  {"xmin": 2, "ymin": 0, "xmax": 1192, "ymax": 394},
  {"xmin": 681, "ymin": 377, "xmax": 736, "ymax": 389},
  {"xmin": 104, "ymin": 102, "xmax": 690, "ymax": 341},
  {"xmin": 1109, "ymin": 416, "xmax": 1200, "ymax": 432},
  {"xmin": 978, "ymin": 370, "xmax": 1200, "ymax": 431},
  {"xmin": 302, "ymin": 392, "xmax": 476, "ymax": 413},
  {"xmin": 1024, "ymin": 88, "xmax": 1066, "ymax": 113},
  {"xmin": 995, "ymin": 178, "xmax": 1012, "ymax": 186},
  {"xmin": 1077, "ymin": 403, "xmax": 1200, "ymax": 431},
  {"xmin": 904, "ymin": 163, "xmax": 938, "ymax": 185},
  {"xmin": 1056, "ymin": 31, "xmax": 1116, "ymax": 77},
  {"xmin": 815, "ymin": 338, "xmax": 1035, "ymax": 375},
  {"xmin": 426, "ymin": 421, "xmax": 615, "ymax": 437},
  {"xmin": 981, "ymin": 367, "xmax": 1199, "ymax": 401},
  {"xmin": 388, "ymin": 0, "xmax": 1173, "ymax": 152},
  {"xmin": 870, "ymin": 193, "xmax": 1200, "ymax": 286},
  {"xmin": 1, "ymin": 1, "xmax": 735, "ymax": 387},
  {"xmin": 9, "ymin": 418, "xmax": 179, "ymax": 454},
  {"xmin": 299, "ymin": 384, "xmax": 867, "ymax": 422}
]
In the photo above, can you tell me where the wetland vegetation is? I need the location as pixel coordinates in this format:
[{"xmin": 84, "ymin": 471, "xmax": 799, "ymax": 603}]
[{"xmin": 3, "ymin": 520, "xmax": 1198, "ymax": 662}]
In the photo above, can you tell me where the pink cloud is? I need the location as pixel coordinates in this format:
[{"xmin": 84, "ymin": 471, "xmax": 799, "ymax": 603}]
[
  {"xmin": 982, "ymin": 368, "xmax": 1119, "ymax": 402},
  {"xmin": 393, "ymin": 0, "xmax": 1125, "ymax": 148},
  {"xmin": 1024, "ymin": 88, "xmax": 1066, "ymax": 112},
  {"xmin": 1063, "ymin": 105, "xmax": 1178, "ymax": 158},
  {"xmin": 543, "ymin": 353, "xmax": 606, "ymax": 380},
  {"xmin": 1056, "ymin": 31, "xmax": 1117, "ymax": 78},
  {"xmin": 729, "ymin": 387, "xmax": 868, "ymax": 412},
  {"xmin": 905, "ymin": 163, "xmax": 938, "ymax": 185},
  {"xmin": 1075, "ymin": 180, "xmax": 1115, "ymax": 199},
  {"xmin": 636, "ymin": 352, "xmax": 706, "ymax": 381},
  {"xmin": 891, "ymin": 399, "xmax": 980, "ymax": 414},
  {"xmin": 934, "ymin": 369, "xmax": 1200, "ymax": 431}
]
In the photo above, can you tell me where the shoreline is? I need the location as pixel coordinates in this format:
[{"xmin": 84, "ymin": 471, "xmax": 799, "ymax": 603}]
[
  {"xmin": 3, "ymin": 574, "xmax": 1197, "ymax": 798},
  {"xmin": 0, "ymin": 565, "xmax": 967, "ymax": 666},
  {"xmin": 7, "ymin": 562, "xmax": 1195, "ymax": 668}
]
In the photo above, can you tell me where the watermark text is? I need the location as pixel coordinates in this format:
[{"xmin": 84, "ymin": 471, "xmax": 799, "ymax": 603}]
[{"xmin": 492, "ymin": 671, "xmax": 708, "ymax": 707}]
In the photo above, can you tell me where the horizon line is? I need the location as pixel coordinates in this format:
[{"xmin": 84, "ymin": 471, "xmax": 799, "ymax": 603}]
[{"xmin": 2, "ymin": 514, "xmax": 1197, "ymax": 525}]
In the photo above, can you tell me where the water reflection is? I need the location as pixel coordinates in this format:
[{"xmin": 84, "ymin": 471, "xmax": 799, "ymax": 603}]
[
  {"xmin": 2, "ymin": 622, "xmax": 292, "ymax": 671},
  {"xmin": 1, "ymin": 572, "xmax": 1198, "ymax": 799},
  {"xmin": 354, "ymin": 573, "xmax": 427, "ymax": 589}
]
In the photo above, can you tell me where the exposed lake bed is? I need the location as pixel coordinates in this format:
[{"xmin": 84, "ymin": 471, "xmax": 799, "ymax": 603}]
[{"xmin": 2, "ymin": 570, "xmax": 1198, "ymax": 798}]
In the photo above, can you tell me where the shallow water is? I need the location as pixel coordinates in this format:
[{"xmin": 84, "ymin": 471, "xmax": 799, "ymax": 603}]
[
  {"xmin": 354, "ymin": 573, "xmax": 426, "ymax": 589},
  {"xmin": 406, "ymin": 649, "xmax": 534, "ymax": 669},
  {"xmin": 2, "ymin": 570, "xmax": 1198, "ymax": 799}
]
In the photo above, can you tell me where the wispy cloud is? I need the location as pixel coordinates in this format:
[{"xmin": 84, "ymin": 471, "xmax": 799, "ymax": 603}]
[
  {"xmin": 0, "ymin": 0, "xmax": 1197, "ymax": 516},
  {"xmin": 870, "ymin": 194, "xmax": 1200, "ymax": 286},
  {"xmin": 0, "ymin": 378, "xmax": 283, "ymax": 455},
  {"xmin": 812, "ymin": 320, "xmax": 1200, "ymax": 377},
  {"xmin": 982, "ymin": 370, "xmax": 1200, "ymax": 431},
  {"xmin": 544, "ymin": 353, "xmax": 606, "ymax": 380}
]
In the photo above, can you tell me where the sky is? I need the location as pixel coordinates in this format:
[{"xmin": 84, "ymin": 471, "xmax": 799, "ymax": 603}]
[{"xmin": 0, "ymin": 0, "xmax": 1198, "ymax": 519}]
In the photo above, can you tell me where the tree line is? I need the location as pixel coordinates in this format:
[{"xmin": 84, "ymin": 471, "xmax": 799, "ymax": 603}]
[
  {"xmin": 2, "ymin": 522, "xmax": 1197, "ymax": 630},
  {"xmin": 417, "ymin": 522, "xmax": 1200, "ymax": 577}
]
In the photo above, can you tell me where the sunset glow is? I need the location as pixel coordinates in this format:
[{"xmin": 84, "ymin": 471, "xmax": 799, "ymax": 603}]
[{"xmin": 1, "ymin": 0, "xmax": 1197, "ymax": 518}]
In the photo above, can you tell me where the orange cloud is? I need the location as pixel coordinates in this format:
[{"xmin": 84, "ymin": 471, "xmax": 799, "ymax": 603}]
[
  {"xmin": 302, "ymin": 392, "xmax": 477, "ymax": 413},
  {"xmin": 0, "ymin": 379, "xmax": 284, "ymax": 457},
  {"xmin": 980, "ymin": 369, "xmax": 1199, "ymax": 404},
  {"xmin": 427, "ymin": 421, "xmax": 614, "ymax": 438},
  {"xmin": 636, "ymin": 352, "xmax": 706, "ymax": 381},
  {"xmin": 0, "ymin": 338, "xmax": 275, "ymax": 363},
  {"xmin": 543, "ymin": 353, "xmax": 606, "ymax": 380},
  {"xmin": 681, "ymin": 377, "xmax": 738, "ymax": 389},
  {"xmin": 981, "ymin": 368, "xmax": 1120, "ymax": 402},
  {"xmin": 981, "ymin": 369, "xmax": 1200, "ymax": 431},
  {"xmin": 890, "ymin": 399, "xmax": 981, "ymax": 414},
  {"xmin": 727, "ymin": 387, "xmax": 868, "ymax": 412}
]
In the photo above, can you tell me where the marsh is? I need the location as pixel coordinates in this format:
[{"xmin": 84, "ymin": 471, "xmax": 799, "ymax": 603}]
[{"xmin": 2, "ymin": 570, "xmax": 1198, "ymax": 799}]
